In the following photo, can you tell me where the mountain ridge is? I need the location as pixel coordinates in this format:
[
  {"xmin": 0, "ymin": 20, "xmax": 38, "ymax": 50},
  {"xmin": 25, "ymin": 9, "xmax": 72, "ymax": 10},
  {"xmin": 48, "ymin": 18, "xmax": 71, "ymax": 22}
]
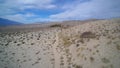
[{"xmin": 0, "ymin": 18, "xmax": 23, "ymax": 26}]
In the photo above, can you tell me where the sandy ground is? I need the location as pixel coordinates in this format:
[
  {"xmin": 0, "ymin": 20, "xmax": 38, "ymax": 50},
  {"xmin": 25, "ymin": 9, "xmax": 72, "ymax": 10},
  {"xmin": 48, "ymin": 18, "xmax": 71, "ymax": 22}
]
[{"xmin": 0, "ymin": 19, "xmax": 120, "ymax": 68}]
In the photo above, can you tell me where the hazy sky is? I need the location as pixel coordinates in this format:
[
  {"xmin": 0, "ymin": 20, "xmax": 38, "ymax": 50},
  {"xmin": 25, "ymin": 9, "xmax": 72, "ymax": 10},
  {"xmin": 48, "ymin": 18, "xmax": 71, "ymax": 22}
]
[{"xmin": 0, "ymin": 0, "xmax": 120, "ymax": 23}]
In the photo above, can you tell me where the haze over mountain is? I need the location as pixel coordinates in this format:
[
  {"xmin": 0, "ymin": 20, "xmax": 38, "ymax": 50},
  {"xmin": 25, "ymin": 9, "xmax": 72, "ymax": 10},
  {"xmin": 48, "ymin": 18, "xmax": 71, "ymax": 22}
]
[{"xmin": 0, "ymin": 18, "xmax": 23, "ymax": 26}]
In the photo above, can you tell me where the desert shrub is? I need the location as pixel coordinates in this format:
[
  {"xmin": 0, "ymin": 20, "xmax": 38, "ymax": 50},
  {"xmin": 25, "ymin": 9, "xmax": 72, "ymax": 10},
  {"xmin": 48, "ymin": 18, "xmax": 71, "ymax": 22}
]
[
  {"xmin": 101, "ymin": 57, "xmax": 110, "ymax": 63},
  {"xmin": 32, "ymin": 61, "xmax": 39, "ymax": 66},
  {"xmin": 75, "ymin": 65, "xmax": 83, "ymax": 68},
  {"xmin": 14, "ymin": 41, "xmax": 17, "ymax": 43},
  {"xmin": 5, "ymin": 43, "xmax": 9, "ymax": 46},
  {"xmin": 90, "ymin": 57, "xmax": 94, "ymax": 62},
  {"xmin": 22, "ymin": 42, "xmax": 25, "ymax": 44},
  {"xmin": 50, "ymin": 24, "xmax": 62, "ymax": 27},
  {"xmin": 116, "ymin": 44, "xmax": 120, "ymax": 50},
  {"xmin": 12, "ymin": 53, "xmax": 15, "ymax": 55},
  {"xmin": 31, "ymin": 43, "xmax": 34, "ymax": 45},
  {"xmin": 17, "ymin": 44, "xmax": 21, "ymax": 46},
  {"xmin": 76, "ymin": 44, "xmax": 80, "ymax": 47},
  {"xmin": 96, "ymin": 50, "xmax": 99, "ymax": 53},
  {"xmin": 37, "ymin": 38, "xmax": 39, "ymax": 40},
  {"xmin": 80, "ymin": 31, "xmax": 96, "ymax": 38},
  {"xmin": 23, "ymin": 60, "xmax": 27, "ymax": 62},
  {"xmin": 60, "ymin": 62, "xmax": 64, "ymax": 65},
  {"xmin": 60, "ymin": 56, "xmax": 64, "ymax": 60},
  {"xmin": 0, "ymin": 50, "xmax": 3, "ymax": 53},
  {"xmin": 30, "ymin": 37, "xmax": 33, "ymax": 39},
  {"xmin": 36, "ymin": 51, "xmax": 40, "ymax": 54},
  {"xmin": 17, "ymin": 59, "xmax": 20, "ymax": 62},
  {"xmin": 79, "ymin": 39, "xmax": 84, "ymax": 44},
  {"xmin": 50, "ymin": 58, "xmax": 55, "ymax": 61}
]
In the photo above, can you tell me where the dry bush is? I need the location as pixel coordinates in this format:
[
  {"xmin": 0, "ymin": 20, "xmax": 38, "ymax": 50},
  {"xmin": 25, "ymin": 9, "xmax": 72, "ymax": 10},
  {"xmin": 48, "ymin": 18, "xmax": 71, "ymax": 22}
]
[{"xmin": 80, "ymin": 31, "xmax": 96, "ymax": 38}]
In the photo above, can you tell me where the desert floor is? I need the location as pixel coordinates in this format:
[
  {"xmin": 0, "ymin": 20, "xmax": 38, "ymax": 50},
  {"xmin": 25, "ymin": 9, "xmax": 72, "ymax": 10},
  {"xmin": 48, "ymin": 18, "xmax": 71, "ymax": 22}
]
[{"xmin": 0, "ymin": 19, "xmax": 120, "ymax": 68}]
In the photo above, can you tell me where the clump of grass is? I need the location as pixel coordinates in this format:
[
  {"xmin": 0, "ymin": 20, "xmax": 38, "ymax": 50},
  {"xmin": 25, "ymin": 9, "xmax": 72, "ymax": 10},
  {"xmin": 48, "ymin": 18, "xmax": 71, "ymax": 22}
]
[
  {"xmin": 63, "ymin": 37, "xmax": 72, "ymax": 47},
  {"xmin": 50, "ymin": 24, "xmax": 62, "ymax": 27},
  {"xmin": 59, "ymin": 35, "xmax": 72, "ymax": 47}
]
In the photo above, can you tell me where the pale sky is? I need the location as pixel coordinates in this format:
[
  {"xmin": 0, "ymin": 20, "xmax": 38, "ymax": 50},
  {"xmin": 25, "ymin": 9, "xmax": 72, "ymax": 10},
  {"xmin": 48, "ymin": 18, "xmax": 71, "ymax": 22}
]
[{"xmin": 0, "ymin": 0, "xmax": 120, "ymax": 23}]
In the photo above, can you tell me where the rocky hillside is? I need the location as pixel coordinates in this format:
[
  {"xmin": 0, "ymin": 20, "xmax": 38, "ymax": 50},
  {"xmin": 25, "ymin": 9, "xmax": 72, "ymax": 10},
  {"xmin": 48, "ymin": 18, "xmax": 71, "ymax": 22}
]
[{"xmin": 0, "ymin": 19, "xmax": 120, "ymax": 68}]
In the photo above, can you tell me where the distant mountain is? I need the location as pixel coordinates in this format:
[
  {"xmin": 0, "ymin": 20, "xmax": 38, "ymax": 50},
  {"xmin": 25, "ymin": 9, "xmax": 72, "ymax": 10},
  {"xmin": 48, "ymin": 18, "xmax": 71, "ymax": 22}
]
[{"xmin": 0, "ymin": 18, "xmax": 23, "ymax": 26}]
